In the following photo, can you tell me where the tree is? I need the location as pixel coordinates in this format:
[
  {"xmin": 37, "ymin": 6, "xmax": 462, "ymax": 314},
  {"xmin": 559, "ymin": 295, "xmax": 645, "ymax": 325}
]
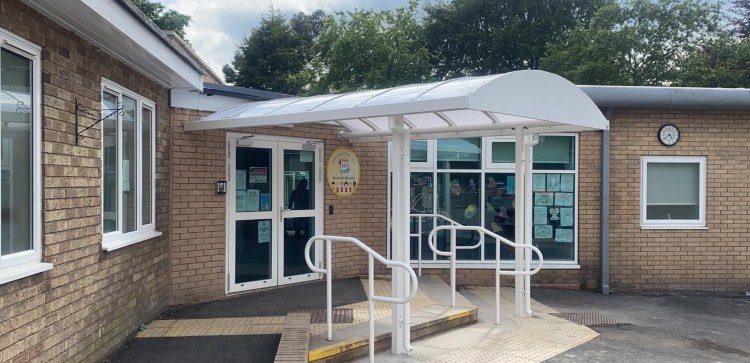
[
  {"xmin": 730, "ymin": 0, "xmax": 750, "ymax": 39},
  {"xmin": 541, "ymin": 0, "xmax": 722, "ymax": 86},
  {"xmin": 677, "ymin": 34, "xmax": 750, "ymax": 87},
  {"xmin": 131, "ymin": 0, "xmax": 191, "ymax": 41},
  {"xmin": 423, "ymin": 0, "xmax": 607, "ymax": 80},
  {"xmin": 223, "ymin": 9, "xmax": 307, "ymax": 94},
  {"xmin": 312, "ymin": 1, "xmax": 432, "ymax": 93}
]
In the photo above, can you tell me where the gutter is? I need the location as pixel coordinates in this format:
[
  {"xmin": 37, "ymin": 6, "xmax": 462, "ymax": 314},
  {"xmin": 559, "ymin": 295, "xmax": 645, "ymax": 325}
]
[{"xmin": 580, "ymin": 85, "xmax": 750, "ymax": 110}]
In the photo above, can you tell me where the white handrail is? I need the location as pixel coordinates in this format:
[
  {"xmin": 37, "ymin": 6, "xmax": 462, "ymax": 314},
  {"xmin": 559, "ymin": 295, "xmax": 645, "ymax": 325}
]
[
  {"xmin": 427, "ymin": 225, "xmax": 543, "ymax": 324},
  {"xmin": 304, "ymin": 235, "xmax": 419, "ymax": 363},
  {"xmin": 410, "ymin": 213, "xmax": 464, "ymax": 276}
]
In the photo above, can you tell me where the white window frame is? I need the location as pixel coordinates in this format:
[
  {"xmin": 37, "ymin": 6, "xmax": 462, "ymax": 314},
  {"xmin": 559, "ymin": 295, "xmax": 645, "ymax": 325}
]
[
  {"xmin": 0, "ymin": 27, "xmax": 52, "ymax": 285},
  {"xmin": 409, "ymin": 139, "xmax": 434, "ymax": 169},
  {"xmin": 640, "ymin": 156, "xmax": 707, "ymax": 229},
  {"xmin": 101, "ymin": 79, "xmax": 159, "ymax": 251},
  {"xmin": 394, "ymin": 133, "xmax": 580, "ymax": 269}
]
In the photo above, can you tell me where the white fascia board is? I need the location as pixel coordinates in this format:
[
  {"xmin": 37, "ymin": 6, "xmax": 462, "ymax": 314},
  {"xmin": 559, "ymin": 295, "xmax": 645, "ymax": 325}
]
[
  {"xmin": 171, "ymin": 89, "xmax": 251, "ymax": 112},
  {"xmin": 81, "ymin": 0, "xmax": 202, "ymax": 89}
]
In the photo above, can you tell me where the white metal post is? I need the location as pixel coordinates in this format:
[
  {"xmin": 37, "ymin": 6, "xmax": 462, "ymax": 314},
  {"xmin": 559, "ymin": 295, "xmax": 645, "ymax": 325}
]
[
  {"xmin": 514, "ymin": 129, "xmax": 526, "ymax": 317},
  {"xmin": 389, "ymin": 115, "xmax": 411, "ymax": 355},
  {"xmin": 326, "ymin": 239, "xmax": 332, "ymax": 340},
  {"xmin": 524, "ymin": 136, "xmax": 538, "ymax": 316}
]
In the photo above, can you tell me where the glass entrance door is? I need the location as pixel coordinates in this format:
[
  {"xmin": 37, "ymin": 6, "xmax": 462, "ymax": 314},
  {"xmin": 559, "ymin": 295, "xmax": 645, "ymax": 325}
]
[{"xmin": 227, "ymin": 137, "xmax": 322, "ymax": 293}]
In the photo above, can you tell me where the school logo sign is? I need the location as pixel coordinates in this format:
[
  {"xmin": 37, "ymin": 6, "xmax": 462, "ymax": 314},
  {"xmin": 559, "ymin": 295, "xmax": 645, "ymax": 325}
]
[{"xmin": 327, "ymin": 147, "xmax": 360, "ymax": 197}]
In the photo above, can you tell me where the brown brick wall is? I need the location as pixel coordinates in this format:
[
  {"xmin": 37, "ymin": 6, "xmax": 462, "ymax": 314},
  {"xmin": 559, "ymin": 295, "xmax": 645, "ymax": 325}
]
[
  {"xmin": 608, "ymin": 109, "xmax": 750, "ymax": 290},
  {"xmin": 170, "ymin": 111, "xmax": 389, "ymax": 304},
  {"xmin": 0, "ymin": 1, "xmax": 171, "ymax": 362}
]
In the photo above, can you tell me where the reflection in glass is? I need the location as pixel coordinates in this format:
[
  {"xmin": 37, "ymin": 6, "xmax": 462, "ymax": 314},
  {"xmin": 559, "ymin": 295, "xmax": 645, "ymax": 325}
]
[
  {"xmin": 646, "ymin": 163, "xmax": 699, "ymax": 220},
  {"xmin": 0, "ymin": 48, "xmax": 32, "ymax": 255},
  {"xmin": 236, "ymin": 147, "xmax": 272, "ymax": 212},
  {"xmin": 283, "ymin": 217, "xmax": 314, "ymax": 277},
  {"xmin": 102, "ymin": 91, "xmax": 118, "ymax": 233},
  {"xmin": 410, "ymin": 140, "xmax": 428, "ymax": 163},
  {"xmin": 235, "ymin": 219, "xmax": 272, "ymax": 283},
  {"xmin": 142, "ymin": 107, "xmax": 152, "ymax": 225},
  {"xmin": 484, "ymin": 173, "xmax": 516, "ymax": 260},
  {"xmin": 122, "ymin": 96, "xmax": 137, "ymax": 232},
  {"xmin": 491, "ymin": 142, "xmax": 515, "ymax": 163},
  {"xmin": 533, "ymin": 136, "xmax": 575, "ymax": 170},
  {"xmin": 284, "ymin": 150, "xmax": 314, "ymax": 211},
  {"xmin": 437, "ymin": 138, "xmax": 481, "ymax": 169},
  {"xmin": 437, "ymin": 172, "xmax": 481, "ymax": 260}
]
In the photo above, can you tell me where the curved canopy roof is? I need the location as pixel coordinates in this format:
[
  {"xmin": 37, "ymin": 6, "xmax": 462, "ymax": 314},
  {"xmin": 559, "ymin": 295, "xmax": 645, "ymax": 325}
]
[{"xmin": 186, "ymin": 70, "xmax": 608, "ymax": 141}]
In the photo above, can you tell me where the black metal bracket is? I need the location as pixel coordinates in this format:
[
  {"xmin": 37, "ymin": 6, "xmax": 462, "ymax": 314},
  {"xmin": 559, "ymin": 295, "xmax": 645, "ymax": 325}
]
[{"xmin": 75, "ymin": 98, "xmax": 122, "ymax": 145}]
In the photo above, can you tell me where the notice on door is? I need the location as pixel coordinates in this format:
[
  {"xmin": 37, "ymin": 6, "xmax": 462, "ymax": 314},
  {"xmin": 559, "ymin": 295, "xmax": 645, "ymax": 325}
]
[
  {"xmin": 258, "ymin": 220, "xmax": 271, "ymax": 243},
  {"xmin": 249, "ymin": 167, "xmax": 268, "ymax": 183}
]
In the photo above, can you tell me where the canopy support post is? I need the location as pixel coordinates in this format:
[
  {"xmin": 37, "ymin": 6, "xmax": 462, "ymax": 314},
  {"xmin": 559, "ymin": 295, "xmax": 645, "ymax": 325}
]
[
  {"xmin": 389, "ymin": 115, "xmax": 411, "ymax": 355},
  {"xmin": 514, "ymin": 129, "xmax": 527, "ymax": 317}
]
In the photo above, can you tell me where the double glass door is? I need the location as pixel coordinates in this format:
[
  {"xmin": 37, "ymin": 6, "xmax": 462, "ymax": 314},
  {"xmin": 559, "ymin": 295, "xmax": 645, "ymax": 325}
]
[{"xmin": 228, "ymin": 136, "xmax": 322, "ymax": 292}]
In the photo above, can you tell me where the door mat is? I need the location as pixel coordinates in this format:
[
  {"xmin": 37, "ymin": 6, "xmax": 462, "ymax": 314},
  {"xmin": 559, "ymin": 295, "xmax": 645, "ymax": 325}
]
[
  {"xmin": 550, "ymin": 312, "xmax": 624, "ymax": 326},
  {"xmin": 297, "ymin": 308, "xmax": 354, "ymax": 324}
]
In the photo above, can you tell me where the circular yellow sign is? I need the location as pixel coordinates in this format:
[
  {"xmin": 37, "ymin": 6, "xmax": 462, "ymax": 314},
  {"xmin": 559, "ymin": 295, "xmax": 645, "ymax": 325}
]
[{"xmin": 327, "ymin": 147, "xmax": 360, "ymax": 197}]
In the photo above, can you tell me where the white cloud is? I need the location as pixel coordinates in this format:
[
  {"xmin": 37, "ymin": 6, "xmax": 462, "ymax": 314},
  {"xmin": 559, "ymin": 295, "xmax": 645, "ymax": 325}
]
[{"xmin": 162, "ymin": 0, "xmax": 406, "ymax": 83}]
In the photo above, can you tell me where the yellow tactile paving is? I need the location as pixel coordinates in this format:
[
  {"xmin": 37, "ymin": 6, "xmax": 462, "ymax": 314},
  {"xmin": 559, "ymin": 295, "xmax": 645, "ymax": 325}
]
[
  {"xmin": 135, "ymin": 316, "xmax": 287, "ymax": 338},
  {"xmin": 425, "ymin": 286, "xmax": 598, "ymax": 363}
]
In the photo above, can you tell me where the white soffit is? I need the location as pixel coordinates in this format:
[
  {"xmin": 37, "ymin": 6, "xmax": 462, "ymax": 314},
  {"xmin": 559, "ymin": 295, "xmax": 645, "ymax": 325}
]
[
  {"xmin": 187, "ymin": 70, "xmax": 609, "ymax": 141},
  {"xmin": 21, "ymin": 0, "xmax": 203, "ymax": 90}
]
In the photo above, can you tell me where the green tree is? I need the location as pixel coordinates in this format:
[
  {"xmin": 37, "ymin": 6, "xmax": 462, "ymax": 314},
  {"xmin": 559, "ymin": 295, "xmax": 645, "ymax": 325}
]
[
  {"xmin": 131, "ymin": 0, "xmax": 191, "ymax": 40},
  {"xmin": 311, "ymin": 1, "xmax": 432, "ymax": 93},
  {"xmin": 730, "ymin": 0, "xmax": 750, "ymax": 39},
  {"xmin": 677, "ymin": 34, "xmax": 750, "ymax": 87},
  {"xmin": 223, "ymin": 9, "xmax": 307, "ymax": 94},
  {"xmin": 423, "ymin": 0, "xmax": 607, "ymax": 80},
  {"xmin": 541, "ymin": 0, "xmax": 722, "ymax": 85}
]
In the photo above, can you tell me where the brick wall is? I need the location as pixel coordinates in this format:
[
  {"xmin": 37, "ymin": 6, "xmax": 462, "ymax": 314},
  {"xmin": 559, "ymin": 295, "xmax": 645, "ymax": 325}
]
[
  {"xmin": 0, "ymin": 1, "xmax": 171, "ymax": 362},
  {"xmin": 170, "ymin": 111, "xmax": 389, "ymax": 304},
  {"xmin": 608, "ymin": 109, "xmax": 750, "ymax": 290}
]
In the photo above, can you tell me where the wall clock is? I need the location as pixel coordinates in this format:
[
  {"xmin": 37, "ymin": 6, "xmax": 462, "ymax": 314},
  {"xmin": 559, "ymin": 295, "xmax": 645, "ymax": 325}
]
[{"xmin": 658, "ymin": 124, "xmax": 680, "ymax": 146}]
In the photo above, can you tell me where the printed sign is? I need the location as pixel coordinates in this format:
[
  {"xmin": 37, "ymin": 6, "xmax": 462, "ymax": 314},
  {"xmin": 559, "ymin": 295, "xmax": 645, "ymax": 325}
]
[
  {"xmin": 327, "ymin": 147, "xmax": 360, "ymax": 197},
  {"xmin": 249, "ymin": 167, "xmax": 268, "ymax": 183}
]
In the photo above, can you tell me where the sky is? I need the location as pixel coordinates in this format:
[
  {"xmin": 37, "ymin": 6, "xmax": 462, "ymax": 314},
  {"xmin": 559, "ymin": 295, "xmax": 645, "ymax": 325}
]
[{"xmin": 161, "ymin": 0, "xmax": 407, "ymax": 82}]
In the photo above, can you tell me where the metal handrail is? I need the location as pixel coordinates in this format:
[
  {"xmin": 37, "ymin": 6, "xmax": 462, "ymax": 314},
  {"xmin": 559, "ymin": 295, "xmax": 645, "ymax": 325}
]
[
  {"xmin": 410, "ymin": 213, "xmax": 465, "ymax": 276},
  {"xmin": 304, "ymin": 235, "xmax": 419, "ymax": 363},
  {"xmin": 427, "ymin": 225, "xmax": 543, "ymax": 324}
]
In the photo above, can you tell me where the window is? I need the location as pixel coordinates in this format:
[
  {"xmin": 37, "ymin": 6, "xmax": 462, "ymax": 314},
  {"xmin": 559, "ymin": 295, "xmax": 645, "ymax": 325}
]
[
  {"xmin": 0, "ymin": 27, "xmax": 49, "ymax": 284},
  {"xmin": 405, "ymin": 134, "xmax": 579, "ymax": 267},
  {"xmin": 641, "ymin": 156, "xmax": 706, "ymax": 228},
  {"xmin": 101, "ymin": 80, "xmax": 158, "ymax": 250}
]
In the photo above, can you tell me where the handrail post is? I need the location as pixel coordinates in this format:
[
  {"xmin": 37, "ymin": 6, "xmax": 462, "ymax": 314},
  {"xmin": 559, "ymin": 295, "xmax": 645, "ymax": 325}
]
[
  {"xmin": 326, "ymin": 239, "xmax": 332, "ymax": 341},
  {"xmin": 418, "ymin": 216, "xmax": 423, "ymax": 276},
  {"xmin": 495, "ymin": 237, "xmax": 500, "ymax": 325},
  {"xmin": 368, "ymin": 255, "xmax": 375, "ymax": 363},
  {"xmin": 450, "ymin": 228, "xmax": 456, "ymax": 307}
]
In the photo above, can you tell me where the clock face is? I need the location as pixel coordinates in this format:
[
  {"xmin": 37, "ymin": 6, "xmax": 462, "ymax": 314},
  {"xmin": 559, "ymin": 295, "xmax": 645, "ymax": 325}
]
[{"xmin": 658, "ymin": 124, "xmax": 680, "ymax": 146}]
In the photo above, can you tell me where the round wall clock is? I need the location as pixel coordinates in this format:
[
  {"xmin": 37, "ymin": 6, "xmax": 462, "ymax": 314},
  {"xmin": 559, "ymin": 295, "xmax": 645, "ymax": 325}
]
[{"xmin": 658, "ymin": 124, "xmax": 680, "ymax": 146}]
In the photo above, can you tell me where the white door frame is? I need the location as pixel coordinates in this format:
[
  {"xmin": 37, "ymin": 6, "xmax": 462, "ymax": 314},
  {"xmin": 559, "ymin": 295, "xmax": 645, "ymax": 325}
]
[{"xmin": 226, "ymin": 133, "xmax": 324, "ymax": 293}]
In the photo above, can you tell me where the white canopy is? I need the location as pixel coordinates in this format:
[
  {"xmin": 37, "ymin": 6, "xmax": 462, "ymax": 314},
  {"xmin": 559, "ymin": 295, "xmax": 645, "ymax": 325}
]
[
  {"xmin": 186, "ymin": 70, "xmax": 609, "ymax": 358},
  {"xmin": 185, "ymin": 70, "xmax": 608, "ymax": 140}
]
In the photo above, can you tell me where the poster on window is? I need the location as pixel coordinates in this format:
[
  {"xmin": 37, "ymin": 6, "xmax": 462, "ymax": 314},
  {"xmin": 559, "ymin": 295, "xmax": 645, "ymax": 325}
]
[
  {"xmin": 246, "ymin": 189, "xmax": 260, "ymax": 212},
  {"xmin": 534, "ymin": 225, "xmax": 553, "ymax": 239},
  {"xmin": 533, "ymin": 206, "xmax": 548, "ymax": 224},
  {"xmin": 534, "ymin": 192, "xmax": 554, "ymax": 206},
  {"xmin": 249, "ymin": 167, "xmax": 268, "ymax": 183},
  {"xmin": 554, "ymin": 192, "xmax": 574, "ymax": 206},
  {"xmin": 236, "ymin": 190, "xmax": 247, "ymax": 212},
  {"xmin": 258, "ymin": 220, "xmax": 271, "ymax": 243},
  {"xmin": 546, "ymin": 174, "xmax": 561, "ymax": 192},
  {"xmin": 532, "ymin": 174, "xmax": 546, "ymax": 192},
  {"xmin": 560, "ymin": 174, "xmax": 575, "ymax": 192},
  {"xmin": 555, "ymin": 228, "xmax": 574, "ymax": 243},
  {"xmin": 560, "ymin": 207, "xmax": 574, "ymax": 227},
  {"xmin": 236, "ymin": 170, "xmax": 247, "ymax": 190}
]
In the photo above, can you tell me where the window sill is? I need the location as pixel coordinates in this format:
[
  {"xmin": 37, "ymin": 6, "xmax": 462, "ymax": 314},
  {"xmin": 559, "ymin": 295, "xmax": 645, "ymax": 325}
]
[
  {"xmin": 0, "ymin": 262, "xmax": 54, "ymax": 285},
  {"xmin": 102, "ymin": 231, "xmax": 163, "ymax": 252},
  {"xmin": 640, "ymin": 225, "xmax": 708, "ymax": 230}
]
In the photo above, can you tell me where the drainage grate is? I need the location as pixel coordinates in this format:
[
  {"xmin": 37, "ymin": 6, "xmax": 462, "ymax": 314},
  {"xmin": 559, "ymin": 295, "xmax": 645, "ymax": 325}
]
[
  {"xmin": 550, "ymin": 312, "xmax": 624, "ymax": 326},
  {"xmin": 298, "ymin": 308, "xmax": 354, "ymax": 324}
]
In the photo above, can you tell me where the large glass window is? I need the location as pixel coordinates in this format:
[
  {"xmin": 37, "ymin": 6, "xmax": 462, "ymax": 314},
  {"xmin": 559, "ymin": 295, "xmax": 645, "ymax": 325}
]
[
  {"xmin": 101, "ymin": 80, "xmax": 156, "ymax": 248},
  {"xmin": 0, "ymin": 28, "xmax": 44, "ymax": 280},
  {"xmin": 405, "ymin": 134, "xmax": 579, "ymax": 266},
  {"xmin": 641, "ymin": 156, "xmax": 706, "ymax": 228}
]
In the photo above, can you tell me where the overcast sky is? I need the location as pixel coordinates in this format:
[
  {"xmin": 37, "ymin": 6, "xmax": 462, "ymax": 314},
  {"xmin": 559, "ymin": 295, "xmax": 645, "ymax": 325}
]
[{"xmin": 161, "ymin": 0, "xmax": 408, "ymax": 82}]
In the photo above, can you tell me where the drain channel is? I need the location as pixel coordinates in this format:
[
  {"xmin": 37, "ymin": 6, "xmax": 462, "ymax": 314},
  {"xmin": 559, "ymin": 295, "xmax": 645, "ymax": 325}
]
[{"xmin": 550, "ymin": 312, "xmax": 624, "ymax": 326}]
